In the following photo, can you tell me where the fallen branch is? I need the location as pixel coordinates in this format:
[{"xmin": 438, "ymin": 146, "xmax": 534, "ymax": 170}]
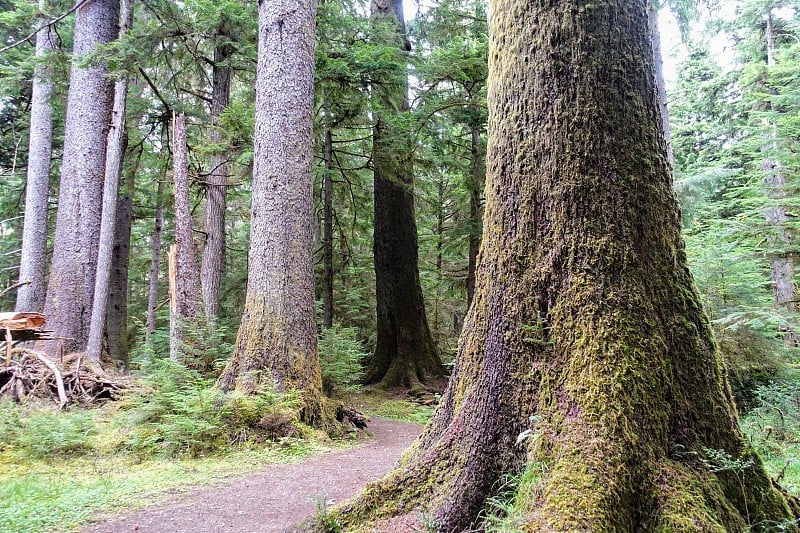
[{"xmin": 26, "ymin": 348, "xmax": 67, "ymax": 408}]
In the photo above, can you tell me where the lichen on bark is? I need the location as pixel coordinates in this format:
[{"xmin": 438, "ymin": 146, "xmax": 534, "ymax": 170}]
[{"xmin": 328, "ymin": 0, "xmax": 800, "ymax": 530}]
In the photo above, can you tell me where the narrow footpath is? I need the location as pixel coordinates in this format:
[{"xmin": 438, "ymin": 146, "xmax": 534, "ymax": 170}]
[{"xmin": 82, "ymin": 419, "xmax": 421, "ymax": 533}]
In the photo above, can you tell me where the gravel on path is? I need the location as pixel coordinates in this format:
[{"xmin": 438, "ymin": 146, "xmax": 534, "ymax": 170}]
[{"xmin": 82, "ymin": 418, "xmax": 421, "ymax": 533}]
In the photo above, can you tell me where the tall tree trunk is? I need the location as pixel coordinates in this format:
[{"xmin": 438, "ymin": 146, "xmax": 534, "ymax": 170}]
[
  {"xmin": 200, "ymin": 33, "xmax": 233, "ymax": 322},
  {"xmin": 16, "ymin": 0, "xmax": 56, "ymax": 313},
  {"xmin": 466, "ymin": 122, "xmax": 483, "ymax": 310},
  {"xmin": 366, "ymin": 0, "xmax": 447, "ymax": 389},
  {"xmin": 40, "ymin": 0, "xmax": 119, "ymax": 356},
  {"xmin": 649, "ymin": 2, "xmax": 673, "ymax": 169},
  {"xmin": 216, "ymin": 0, "xmax": 325, "ymax": 425},
  {"xmin": 146, "ymin": 177, "xmax": 165, "ymax": 341},
  {"xmin": 334, "ymin": 0, "xmax": 798, "ymax": 529},
  {"xmin": 322, "ymin": 101, "xmax": 334, "ymax": 330},
  {"xmin": 106, "ymin": 191, "xmax": 132, "ymax": 366},
  {"xmin": 761, "ymin": 10, "xmax": 797, "ymax": 345},
  {"xmin": 169, "ymin": 113, "xmax": 203, "ymax": 362},
  {"xmin": 85, "ymin": 0, "xmax": 133, "ymax": 364}
]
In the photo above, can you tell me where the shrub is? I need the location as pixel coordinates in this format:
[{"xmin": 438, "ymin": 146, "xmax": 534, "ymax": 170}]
[
  {"xmin": 318, "ymin": 325, "xmax": 368, "ymax": 397},
  {"xmin": 121, "ymin": 358, "xmax": 302, "ymax": 456}
]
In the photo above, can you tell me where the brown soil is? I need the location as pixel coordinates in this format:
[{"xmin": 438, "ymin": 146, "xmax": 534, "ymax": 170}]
[{"xmin": 82, "ymin": 418, "xmax": 421, "ymax": 533}]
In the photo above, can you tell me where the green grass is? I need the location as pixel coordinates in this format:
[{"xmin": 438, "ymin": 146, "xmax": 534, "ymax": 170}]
[
  {"xmin": 754, "ymin": 442, "xmax": 800, "ymax": 495},
  {"xmin": 0, "ymin": 440, "xmax": 332, "ymax": 533},
  {"xmin": 349, "ymin": 391, "xmax": 434, "ymax": 425}
]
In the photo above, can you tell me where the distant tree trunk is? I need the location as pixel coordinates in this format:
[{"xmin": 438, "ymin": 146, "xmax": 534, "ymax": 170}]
[
  {"xmin": 334, "ymin": 0, "xmax": 798, "ymax": 529},
  {"xmin": 106, "ymin": 191, "xmax": 132, "ymax": 365},
  {"xmin": 216, "ymin": 0, "xmax": 325, "ymax": 425},
  {"xmin": 466, "ymin": 122, "xmax": 483, "ymax": 310},
  {"xmin": 200, "ymin": 32, "xmax": 233, "ymax": 323},
  {"xmin": 40, "ymin": 0, "xmax": 119, "ymax": 357},
  {"xmin": 649, "ymin": 2, "xmax": 673, "ymax": 168},
  {"xmin": 322, "ymin": 102, "xmax": 334, "ymax": 330},
  {"xmin": 146, "ymin": 177, "xmax": 165, "ymax": 342},
  {"xmin": 16, "ymin": 0, "xmax": 56, "ymax": 313},
  {"xmin": 366, "ymin": 0, "xmax": 447, "ymax": 389},
  {"xmin": 761, "ymin": 10, "xmax": 797, "ymax": 345},
  {"xmin": 169, "ymin": 113, "xmax": 203, "ymax": 362},
  {"xmin": 85, "ymin": 0, "xmax": 132, "ymax": 364}
]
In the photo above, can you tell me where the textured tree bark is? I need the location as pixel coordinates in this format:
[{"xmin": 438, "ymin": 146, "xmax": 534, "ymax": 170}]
[
  {"xmin": 200, "ymin": 31, "xmax": 233, "ymax": 323},
  {"xmin": 761, "ymin": 10, "xmax": 797, "ymax": 346},
  {"xmin": 106, "ymin": 192, "xmax": 132, "ymax": 366},
  {"xmin": 146, "ymin": 177, "xmax": 165, "ymax": 341},
  {"xmin": 216, "ymin": 0, "xmax": 325, "ymax": 425},
  {"xmin": 40, "ymin": 0, "xmax": 119, "ymax": 357},
  {"xmin": 85, "ymin": 0, "xmax": 133, "ymax": 364},
  {"xmin": 16, "ymin": 0, "xmax": 56, "ymax": 313},
  {"xmin": 333, "ymin": 0, "xmax": 799, "ymax": 530},
  {"xmin": 169, "ymin": 114, "xmax": 203, "ymax": 362},
  {"xmin": 466, "ymin": 122, "xmax": 484, "ymax": 311},
  {"xmin": 366, "ymin": 0, "xmax": 447, "ymax": 389}
]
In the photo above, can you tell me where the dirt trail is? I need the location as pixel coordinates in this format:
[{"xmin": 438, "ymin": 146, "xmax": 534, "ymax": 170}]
[{"xmin": 82, "ymin": 418, "xmax": 421, "ymax": 533}]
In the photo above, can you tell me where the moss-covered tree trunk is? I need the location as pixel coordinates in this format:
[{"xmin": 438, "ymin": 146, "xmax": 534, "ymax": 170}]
[
  {"xmin": 216, "ymin": 0, "xmax": 324, "ymax": 424},
  {"xmin": 333, "ymin": 0, "xmax": 799, "ymax": 530},
  {"xmin": 366, "ymin": 0, "xmax": 447, "ymax": 389}
]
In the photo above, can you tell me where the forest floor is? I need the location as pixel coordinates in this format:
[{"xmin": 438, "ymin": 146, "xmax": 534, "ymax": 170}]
[{"xmin": 81, "ymin": 418, "xmax": 422, "ymax": 533}]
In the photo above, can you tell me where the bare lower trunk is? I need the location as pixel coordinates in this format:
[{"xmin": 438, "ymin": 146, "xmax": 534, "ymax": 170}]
[
  {"xmin": 85, "ymin": 0, "xmax": 132, "ymax": 364},
  {"xmin": 16, "ymin": 0, "xmax": 56, "ymax": 313},
  {"xmin": 146, "ymin": 177, "xmax": 165, "ymax": 341},
  {"xmin": 216, "ymin": 0, "xmax": 325, "ymax": 425},
  {"xmin": 201, "ymin": 36, "xmax": 233, "ymax": 322},
  {"xmin": 40, "ymin": 0, "xmax": 120, "ymax": 357},
  {"xmin": 169, "ymin": 114, "xmax": 203, "ymax": 362},
  {"xmin": 333, "ymin": 0, "xmax": 798, "ymax": 529}
]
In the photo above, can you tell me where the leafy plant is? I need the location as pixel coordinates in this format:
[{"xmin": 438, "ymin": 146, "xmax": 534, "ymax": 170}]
[{"xmin": 318, "ymin": 325, "xmax": 368, "ymax": 397}]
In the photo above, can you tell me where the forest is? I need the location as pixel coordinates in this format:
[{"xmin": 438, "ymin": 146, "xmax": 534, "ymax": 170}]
[{"xmin": 1, "ymin": 0, "xmax": 800, "ymax": 530}]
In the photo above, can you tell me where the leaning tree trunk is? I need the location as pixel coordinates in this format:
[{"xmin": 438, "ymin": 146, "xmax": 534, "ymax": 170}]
[
  {"xmin": 169, "ymin": 114, "xmax": 203, "ymax": 362},
  {"xmin": 333, "ymin": 0, "xmax": 798, "ymax": 530},
  {"xmin": 40, "ymin": 0, "xmax": 119, "ymax": 356},
  {"xmin": 649, "ymin": 2, "xmax": 674, "ymax": 169},
  {"xmin": 366, "ymin": 0, "xmax": 447, "ymax": 389},
  {"xmin": 85, "ymin": 0, "xmax": 133, "ymax": 364},
  {"xmin": 322, "ymin": 99, "xmax": 334, "ymax": 330},
  {"xmin": 16, "ymin": 0, "xmax": 56, "ymax": 313},
  {"xmin": 200, "ymin": 32, "xmax": 233, "ymax": 323},
  {"xmin": 216, "ymin": 0, "xmax": 324, "ymax": 425}
]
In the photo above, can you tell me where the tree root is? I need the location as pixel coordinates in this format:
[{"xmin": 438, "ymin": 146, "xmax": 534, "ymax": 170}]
[{"xmin": 0, "ymin": 348, "xmax": 132, "ymax": 406}]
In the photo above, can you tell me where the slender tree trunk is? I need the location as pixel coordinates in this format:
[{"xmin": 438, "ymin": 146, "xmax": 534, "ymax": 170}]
[
  {"xmin": 333, "ymin": 0, "xmax": 798, "ymax": 529},
  {"xmin": 466, "ymin": 122, "xmax": 483, "ymax": 310},
  {"xmin": 85, "ymin": 0, "xmax": 133, "ymax": 364},
  {"xmin": 366, "ymin": 0, "xmax": 447, "ymax": 389},
  {"xmin": 649, "ymin": 2, "xmax": 673, "ymax": 168},
  {"xmin": 16, "ymin": 0, "xmax": 56, "ymax": 313},
  {"xmin": 322, "ymin": 102, "xmax": 334, "ymax": 330},
  {"xmin": 39, "ymin": 0, "xmax": 119, "ymax": 356},
  {"xmin": 761, "ymin": 10, "xmax": 797, "ymax": 345},
  {"xmin": 146, "ymin": 177, "xmax": 165, "ymax": 341},
  {"xmin": 106, "ymin": 191, "xmax": 132, "ymax": 365},
  {"xmin": 216, "ymin": 0, "xmax": 325, "ymax": 425},
  {"xmin": 169, "ymin": 114, "xmax": 203, "ymax": 362},
  {"xmin": 200, "ymin": 33, "xmax": 233, "ymax": 322}
]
